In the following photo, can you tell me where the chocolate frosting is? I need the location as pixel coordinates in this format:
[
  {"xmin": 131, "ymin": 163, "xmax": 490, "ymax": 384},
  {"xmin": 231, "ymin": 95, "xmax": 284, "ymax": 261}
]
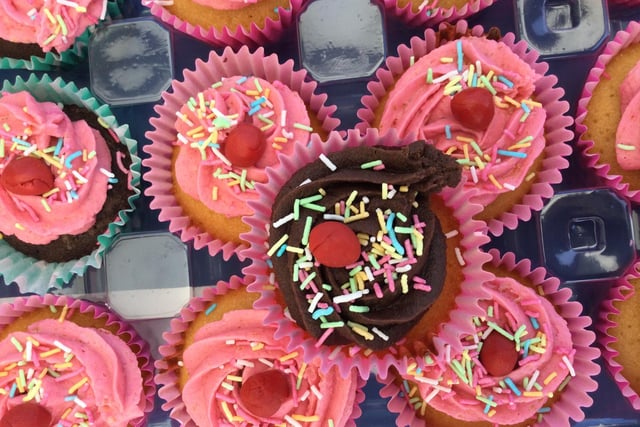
[{"xmin": 269, "ymin": 141, "xmax": 462, "ymax": 350}]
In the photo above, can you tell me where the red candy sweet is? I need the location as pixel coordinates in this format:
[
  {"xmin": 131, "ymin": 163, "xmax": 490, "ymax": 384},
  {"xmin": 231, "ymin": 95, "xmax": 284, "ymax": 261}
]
[
  {"xmin": 308, "ymin": 221, "xmax": 361, "ymax": 268},
  {"xmin": 450, "ymin": 87, "xmax": 495, "ymax": 131},
  {"xmin": 239, "ymin": 369, "xmax": 291, "ymax": 418},
  {"xmin": 0, "ymin": 402, "xmax": 53, "ymax": 427},
  {"xmin": 0, "ymin": 156, "xmax": 55, "ymax": 196},
  {"xmin": 479, "ymin": 331, "xmax": 519, "ymax": 377},
  {"xmin": 223, "ymin": 123, "xmax": 267, "ymax": 168}
]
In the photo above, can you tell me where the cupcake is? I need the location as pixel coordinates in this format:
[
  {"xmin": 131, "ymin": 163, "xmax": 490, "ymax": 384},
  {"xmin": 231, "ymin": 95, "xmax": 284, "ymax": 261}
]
[
  {"xmin": 242, "ymin": 128, "xmax": 490, "ymax": 379},
  {"xmin": 0, "ymin": 0, "xmax": 123, "ymax": 70},
  {"xmin": 143, "ymin": 46, "xmax": 339, "ymax": 261},
  {"xmin": 598, "ymin": 263, "xmax": 640, "ymax": 410},
  {"xmin": 356, "ymin": 20, "xmax": 573, "ymax": 236},
  {"xmin": 575, "ymin": 20, "xmax": 640, "ymax": 204},
  {"xmin": 379, "ymin": 0, "xmax": 496, "ymax": 29},
  {"xmin": 0, "ymin": 294, "xmax": 154, "ymax": 427},
  {"xmin": 0, "ymin": 74, "xmax": 141, "ymax": 293},
  {"xmin": 381, "ymin": 249, "xmax": 600, "ymax": 427},
  {"xmin": 143, "ymin": 0, "xmax": 302, "ymax": 48},
  {"xmin": 155, "ymin": 276, "xmax": 365, "ymax": 427}
]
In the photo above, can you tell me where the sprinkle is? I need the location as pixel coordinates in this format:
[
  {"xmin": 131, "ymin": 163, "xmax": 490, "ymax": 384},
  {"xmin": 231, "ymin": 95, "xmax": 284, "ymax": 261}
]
[
  {"xmin": 361, "ymin": 160, "xmax": 383, "ymax": 169},
  {"xmin": 454, "ymin": 247, "xmax": 465, "ymax": 266},
  {"xmin": 268, "ymin": 234, "xmax": 289, "ymax": 257},
  {"xmin": 456, "ymin": 40, "xmax": 463, "ymax": 72},
  {"xmin": 205, "ymin": 303, "xmax": 217, "ymax": 316},
  {"xmin": 497, "ymin": 149, "xmax": 527, "ymax": 158},
  {"xmin": 319, "ymin": 153, "xmax": 337, "ymax": 171},
  {"xmin": 10, "ymin": 337, "xmax": 23, "ymax": 352},
  {"xmin": 68, "ymin": 377, "xmax": 88, "ymax": 394},
  {"xmin": 504, "ymin": 377, "xmax": 522, "ymax": 396},
  {"xmin": 543, "ymin": 372, "xmax": 558, "ymax": 385},
  {"xmin": 617, "ymin": 143, "xmax": 636, "ymax": 151},
  {"xmin": 294, "ymin": 123, "xmax": 314, "ymax": 132},
  {"xmin": 562, "ymin": 355, "xmax": 575, "ymax": 377},
  {"xmin": 58, "ymin": 305, "xmax": 69, "ymax": 322}
]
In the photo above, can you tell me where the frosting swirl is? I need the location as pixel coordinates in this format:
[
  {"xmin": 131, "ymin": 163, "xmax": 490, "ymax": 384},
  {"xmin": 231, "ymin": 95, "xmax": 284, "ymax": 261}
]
[
  {"xmin": 0, "ymin": 91, "xmax": 113, "ymax": 245},
  {"xmin": 182, "ymin": 309, "xmax": 359, "ymax": 426},
  {"xmin": 402, "ymin": 276, "xmax": 574, "ymax": 424},
  {"xmin": 0, "ymin": 0, "xmax": 107, "ymax": 53},
  {"xmin": 378, "ymin": 36, "xmax": 546, "ymax": 206},
  {"xmin": 0, "ymin": 318, "xmax": 144, "ymax": 427},
  {"xmin": 268, "ymin": 142, "xmax": 461, "ymax": 350},
  {"xmin": 173, "ymin": 76, "xmax": 312, "ymax": 218},
  {"xmin": 616, "ymin": 59, "xmax": 640, "ymax": 170}
]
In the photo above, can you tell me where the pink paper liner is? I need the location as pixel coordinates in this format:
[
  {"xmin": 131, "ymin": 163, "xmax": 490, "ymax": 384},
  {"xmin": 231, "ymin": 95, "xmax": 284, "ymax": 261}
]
[
  {"xmin": 575, "ymin": 21, "xmax": 640, "ymax": 204},
  {"xmin": 356, "ymin": 20, "xmax": 573, "ymax": 237},
  {"xmin": 596, "ymin": 263, "xmax": 640, "ymax": 410},
  {"xmin": 144, "ymin": 0, "xmax": 302, "ymax": 48},
  {"xmin": 379, "ymin": 0, "xmax": 496, "ymax": 28},
  {"xmin": 0, "ymin": 294, "xmax": 155, "ymax": 427},
  {"xmin": 143, "ymin": 45, "xmax": 340, "ymax": 261},
  {"xmin": 154, "ymin": 276, "xmax": 366, "ymax": 427},
  {"xmin": 378, "ymin": 249, "xmax": 600, "ymax": 427},
  {"xmin": 240, "ymin": 127, "xmax": 492, "ymax": 380}
]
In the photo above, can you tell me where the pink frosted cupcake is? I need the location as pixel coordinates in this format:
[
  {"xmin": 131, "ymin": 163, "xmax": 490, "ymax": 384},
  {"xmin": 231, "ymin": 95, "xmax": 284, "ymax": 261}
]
[
  {"xmin": 575, "ymin": 21, "xmax": 640, "ymax": 204},
  {"xmin": 241, "ymin": 128, "xmax": 491, "ymax": 380},
  {"xmin": 0, "ymin": 294, "xmax": 155, "ymax": 427},
  {"xmin": 155, "ymin": 276, "xmax": 365, "ymax": 427},
  {"xmin": 379, "ymin": 0, "xmax": 496, "ymax": 28},
  {"xmin": 597, "ymin": 262, "xmax": 640, "ymax": 410},
  {"xmin": 0, "ymin": 0, "xmax": 124, "ymax": 70},
  {"xmin": 142, "ymin": 0, "xmax": 302, "ymax": 48},
  {"xmin": 356, "ymin": 20, "xmax": 573, "ymax": 237},
  {"xmin": 379, "ymin": 249, "xmax": 600, "ymax": 427},
  {"xmin": 143, "ymin": 46, "xmax": 339, "ymax": 261}
]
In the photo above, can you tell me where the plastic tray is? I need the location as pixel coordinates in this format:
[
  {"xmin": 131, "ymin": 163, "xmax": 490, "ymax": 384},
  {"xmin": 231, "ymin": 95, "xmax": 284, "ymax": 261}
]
[{"xmin": 2, "ymin": 0, "xmax": 640, "ymax": 425}]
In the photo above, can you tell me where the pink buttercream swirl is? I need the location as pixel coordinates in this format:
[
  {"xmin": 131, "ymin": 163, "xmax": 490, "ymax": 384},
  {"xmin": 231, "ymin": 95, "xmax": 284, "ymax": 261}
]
[
  {"xmin": 0, "ymin": 91, "xmax": 112, "ymax": 245},
  {"xmin": 0, "ymin": 318, "xmax": 144, "ymax": 427},
  {"xmin": 401, "ymin": 276, "xmax": 575, "ymax": 424},
  {"xmin": 191, "ymin": 0, "xmax": 260, "ymax": 10},
  {"xmin": 616, "ymin": 59, "xmax": 640, "ymax": 170},
  {"xmin": 173, "ymin": 75, "xmax": 311, "ymax": 217},
  {"xmin": 181, "ymin": 309, "xmax": 359, "ymax": 427},
  {"xmin": 379, "ymin": 37, "xmax": 546, "ymax": 206},
  {"xmin": 0, "ymin": 0, "xmax": 106, "ymax": 53}
]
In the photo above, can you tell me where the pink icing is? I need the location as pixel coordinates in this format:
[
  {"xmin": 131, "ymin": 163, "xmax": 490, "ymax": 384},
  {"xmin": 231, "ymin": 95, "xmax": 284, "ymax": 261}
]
[
  {"xmin": 616, "ymin": 60, "xmax": 640, "ymax": 170},
  {"xmin": 191, "ymin": 0, "xmax": 260, "ymax": 10},
  {"xmin": 0, "ymin": 318, "xmax": 144, "ymax": 427},
  {"xmin": 0, "ymin": 91, "xmax": 112, "ymax": 245},
  {"xmin": 173, "ymin": 76, "xmax": 311, "ymax": 217},
  {"xmin": 401, "ymin": 277, "xmax": 574, "ymax": 424},
  {"xmin": 181, "ymin": 309, "xmax": 359, "ymax": 426},
  {"xmin": 378, "ymin": 37, "xmax": 546, "ymax": 206},
  {"xmin": 0, "ymin": 0, "xmax": 106, "ymax": 53}
]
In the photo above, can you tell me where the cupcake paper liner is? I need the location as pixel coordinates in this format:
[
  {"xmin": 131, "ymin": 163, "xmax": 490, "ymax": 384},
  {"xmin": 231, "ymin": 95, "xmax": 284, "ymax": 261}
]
[
  {"xmin": 356, "ymin": 20, "xmax": 573, "ymax": 237},
  {"xmin": 143, "ymin": 45, "xmax": 340, "ymax": 261},
  {"xmin": 379, "ymin": 0, "xmax": 496, "ymax": 29},
  {"xmin": 0, "ymin": 293, "xmax": 155, "ymax": 427},
  {"xmin": 378, "ymin": 249, "xmax": 600, "ymax": 427},
  {"xmin": 155, "ymin": 276, "xmax": 366, "ymax": 427},
  {"xmin": 241, "ymin": 127, "xmax": 491, "ymax": 380},
  {"xmin": 0, "ymin": 0, "xmax": 123, "ymax": 70},
  {"xmin": 0, "ymin": 74, "xmax": 142, "ymax": 293},
  {"xmin": 575, "ymin": 20, "xmax": 640, "ymax": 204},
  {"xmin": 143, "ymin": 0, "xmax": 303, "ymax": 48},
  {"xmin": 597, "ymin": 264, "xmax": 640, "ymax": 410}
]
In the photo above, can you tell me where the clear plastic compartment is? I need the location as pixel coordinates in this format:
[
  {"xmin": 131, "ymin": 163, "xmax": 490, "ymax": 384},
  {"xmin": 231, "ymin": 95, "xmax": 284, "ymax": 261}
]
[{"xmin": 1, "ymin": 0, "xmax": 640, "ymax": 425}]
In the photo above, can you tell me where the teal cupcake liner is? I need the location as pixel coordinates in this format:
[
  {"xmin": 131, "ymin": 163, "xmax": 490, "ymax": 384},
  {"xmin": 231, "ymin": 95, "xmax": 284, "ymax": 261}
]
[
  {"xmin": 0, "ymin": 0, "xmax": 124, "ymax": 70},
  {"xmin": 0, "ymin": 73, "xmax": 141, "ymax": 293}
]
